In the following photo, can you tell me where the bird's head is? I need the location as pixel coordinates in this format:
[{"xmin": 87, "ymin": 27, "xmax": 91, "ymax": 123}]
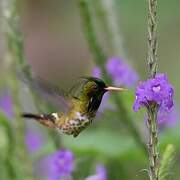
[
  {"xmin": 82, "ymin": 77, "xmax": 126, "ymax": 97},
  {"xmin": 80, "ymin": 77, "xmax": 126, "ymax": 113}
]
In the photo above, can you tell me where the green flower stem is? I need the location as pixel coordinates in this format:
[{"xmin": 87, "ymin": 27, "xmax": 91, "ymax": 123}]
[
  {"xmin": 112, "ymin": 93, "xmax": 146, "ymax": 153},
  {"xmin": 147, "ymin": 0, "xmax": 158, "ymax": 78},
  {"xmin": 93, "ymin": 0, "xmax": 124, "ymax": 56},
  {"xmin": 78, "ymin": 0, "xmax": 146, "ymax": 154},
  {"xmin": 2, "ymin": 0, "xmax": 34, "ymax": 179},
  {"xmin": 79, "ymin": 0, "xmax": 106, "ymax": 67},
  {"xmin": 2, "ymin": 0, "xmax": 33, "ymax": 180},
  {"xmin": 10, "ymin": 76, "xmax": 34, "ymax": 180},
  {"xmin": 147, "ymin": 105, "xmax": 159, "ymax": 180},
  {"xmin": 0, "ymin": 113, "xmax": 15, "ymax": 179},
  {"xmin": 92, "ymin": 0, "xmax": 145, "ymax": 155},
  {"xmin": 3, "ymin": 0, "xmax": 62, "ymax": 150},
  {"xmin": 146, "ymin": 0, "xmax": 159, "ymax": 179}
]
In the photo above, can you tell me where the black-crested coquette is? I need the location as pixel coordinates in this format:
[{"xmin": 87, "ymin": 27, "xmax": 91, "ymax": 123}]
[{"xmin": 22, "ymin": 77, "xmax": 126, "ymax": 137}]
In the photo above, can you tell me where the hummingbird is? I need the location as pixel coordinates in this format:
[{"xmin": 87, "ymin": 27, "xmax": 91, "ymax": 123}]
[{"xmin": 22, "ymin": 77, "xmax": 126, "ymax": 137}]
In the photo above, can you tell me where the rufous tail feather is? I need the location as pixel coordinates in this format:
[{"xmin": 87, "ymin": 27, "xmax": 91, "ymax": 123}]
[{"xmin": 21, "ymin": 113, "xmax": 56, "ymax": 128}]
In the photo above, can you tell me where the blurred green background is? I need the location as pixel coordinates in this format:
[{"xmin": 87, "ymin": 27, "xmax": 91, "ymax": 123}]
[
  {"xmin": 0, "ymin": 0, "xmax": 180, "ymax": 179},
  {"xmin": 1, "ymin": 0, "xmax": 177, "ymax": 90}
]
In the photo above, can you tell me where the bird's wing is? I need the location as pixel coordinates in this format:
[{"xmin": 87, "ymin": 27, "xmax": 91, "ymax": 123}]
[
  {"xmin": 68, "ymin": 78, "xmax": 87, "ymax": 99},
  {"xmin": 20, "ymin": 74, "xmax": 71, "ymax": 113}
]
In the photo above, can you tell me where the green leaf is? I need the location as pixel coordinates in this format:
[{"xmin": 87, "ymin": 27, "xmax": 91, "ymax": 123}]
[{"xmin": 159, "ymin": 144, "xmax": 175, "ymax": 180}]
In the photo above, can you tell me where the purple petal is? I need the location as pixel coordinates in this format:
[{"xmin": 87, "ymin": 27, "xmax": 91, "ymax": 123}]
[
  {"xmin": 45, "ymin": 149, "xmax": 74, "ymax": 179},
  {"xmin": 92, "ymin": 67, "xmax": 102, "ymax": 78},
  {"xmin": 25, "ymin": 128, "xmax": 44, "ymax": 153},
  {"xmin": 106, "ymin": 57, "xmax": 139, "ymax": 88},
  {"xmin": 133, "ymin": 73, "xmax": 174, "ymax": 112},
  {"xmin": 85, "ymin": 164, "xmax": 107, "ymax": 180},
  {"xmin": 157, "ymin": 106, "xmax": 178, "ymax": 128}
]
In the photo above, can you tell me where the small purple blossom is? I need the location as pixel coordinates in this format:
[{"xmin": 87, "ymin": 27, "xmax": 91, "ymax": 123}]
[
  {"xmin": 45, "ymin": 149, "xmax": 74, "ymax": 180},
  {"xmin": 157, "ymin": 108, "xmax": 177, "ymax": 128},
  {"xmin": 133, "ymin": 74, "xmax": 174, "ymax": 112},
  {"xmin": 92, "ymin": 67, "xmax": 102, "ymax": 78},
  {"xmin": 25, "ymin": 128, "xmax": 44, "ymax": 153},
  {"xmin": 85, "ymin": 164, "xmax": 107, "ymax": 180},
  {"xmin": 0, "ymin": 90, "xmax": 13, "ymax": 119},
  {"xmin": 106, "ymin": 57, "xmax": 139, "ymax": 88},
  {"xmin": 145, "ymin": 107, "xmax": 178, "ymax": 129}
]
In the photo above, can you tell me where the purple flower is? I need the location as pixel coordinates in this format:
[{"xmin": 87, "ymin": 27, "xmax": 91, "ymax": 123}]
[
  {"xmin": 25, "ymin": 128, "xmax": 44, "ymax": 153},
  {"xmin": 106, "ymin": 57, "xmax": 139, "ymax": 88},
  {"xmin": 0, "ymin": 90, "xmax": 13, "ymax": 119},
  {"xmin": 157, "ymin": 107, "xmax": 177, "ymax": 128},
  {"xmin": 85, "ymin": 164, "xmax": 107, "ymax": 180},
  {"xmin": 92, "ymin": 67, "xmax": 102, "ymax": 78},
  {"xmin": 133, "ymin": 74, "xmax": 174, "ymax": 112},
  {"xmin": 144, "ymin": 106, "xmax": 178, "ymax": 129},
  {"xmin": 45, "ymin": 149, "xmax": 74, "ymax": 180}
]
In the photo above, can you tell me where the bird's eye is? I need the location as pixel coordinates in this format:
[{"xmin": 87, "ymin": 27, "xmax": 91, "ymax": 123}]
[{"xmin": 93, "ymin": 85, "xmax": 98, "ymax": 90}]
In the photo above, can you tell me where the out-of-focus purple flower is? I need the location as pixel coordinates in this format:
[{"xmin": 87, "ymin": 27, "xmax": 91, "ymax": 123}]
[
  {"xmin": 92, "ymin": 67, "xmax": 102, "ymax": 78},
  {"xmin": 157, "ymin": 108, "xmax": 177, "ymax": 128},
  {"xmin": 133, "ymin": 74, "xmax": 174, "ymax": 112},
  {"xmin": 106, "ymin": 57, "xmax": 139, "ymax": 88},
  {"xmin": 25, "ymin": 128, "xmax": 44, "ymax": 153},
  {"xmin": 85, "ymin": 164, "xmax": 107, "ymax": 180},
  {"xmin": 145, "ymin": 106, "xmax": 178, "ymax": 129},
  {"xmin": 0, "ymin": 90, "xmax": 13, "ymax": 119},
  {"xmin": 44, "ymin": 149, "xmax": 74, "ymax": 180}
]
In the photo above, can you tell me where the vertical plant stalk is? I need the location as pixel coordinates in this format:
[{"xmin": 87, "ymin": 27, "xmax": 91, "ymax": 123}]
[
  {"xmin": 147, "ymin": 0, "xmax": 159, "ymax": 180},
  {"xmin": 3, "ymin": 0, "xmax": 62, "ymax": 150},
  {"xmin": 147, "ymin": 105, "xmax": 159, "ymax": 180},
  {"xmin": 0, "ymin": 114, "xmax": 15, "ymax": 179},
  {"xmin": 78, "ymin": 0, "xmax": 147, "ymax": 153},
  {"xmin": 2, "ymin": 0, "xmax": 34, "ymax": 179},
  {"xmin": 147, "ymin": 0, "xmax": 158, "ymax": 78},
  {"xmin": 79, "ymin": 0, "xmax": 106, "ymax": 68},
  {"xmin": 93, "ymin": 0, "xmax": 124, "ymax": 56}
]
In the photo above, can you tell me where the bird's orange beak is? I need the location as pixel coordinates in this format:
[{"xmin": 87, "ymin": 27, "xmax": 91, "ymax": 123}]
[{"xmin": 104, "ymin": 86, "xmax": 127, "ymax": 92}]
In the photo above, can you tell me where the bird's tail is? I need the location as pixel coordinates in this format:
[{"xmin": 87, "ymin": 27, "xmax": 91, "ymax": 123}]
[{"xmin": 21, "ymin": 113, "xmax": 58, "ymax": 128}]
